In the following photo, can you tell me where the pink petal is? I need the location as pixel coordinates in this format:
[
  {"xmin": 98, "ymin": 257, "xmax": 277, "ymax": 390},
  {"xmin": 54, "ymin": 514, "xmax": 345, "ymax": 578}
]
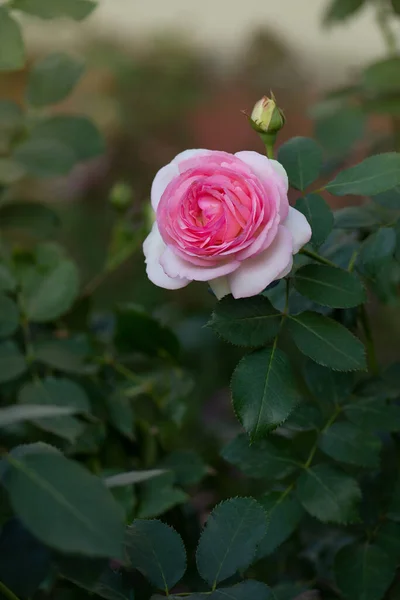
[
  {"xmin": 160, "ymin": 246, "xmax": 240, "ymax": 282},
  {"xmin": 228, "ymin": 226, "xmax": 293, "ymax": 298},
  {"xmin": 209, "ymin": 276, "xmax": 231, "ymax": 300},
  {"xmin": 143, "ymin": 224, "xmax": 190, "ymax": 290},
  {"xmin": 151, "ymin": 163, "xmax": 179, "ymax": 211},
  {"xmin": 283, "ymin": 207, "xmax": 312, "ymax": 254},
  {"xmin": 173, "ymin": 149, "xmax": 210, "ymax": 167},
  {"xmin": 235, "ymin": 151, "xmax": 289, "ymax": 220}
]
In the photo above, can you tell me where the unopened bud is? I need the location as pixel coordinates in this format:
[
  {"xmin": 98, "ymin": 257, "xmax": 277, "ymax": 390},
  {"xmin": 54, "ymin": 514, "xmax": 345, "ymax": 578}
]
[
  {"xmin": 250, "ymin": 95, "xmax": 285, "ymax": 135},
  {"xmin": 109, "ymin": 182, "xmax": 132, "ymax": 211}
]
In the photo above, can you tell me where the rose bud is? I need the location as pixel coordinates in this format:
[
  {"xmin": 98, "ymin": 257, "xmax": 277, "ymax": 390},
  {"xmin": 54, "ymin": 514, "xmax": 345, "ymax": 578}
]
[
  {"xmin": 109, "ymin": 182, "xmax": 132, "ymax": 211},
  {"xmin": 250, "ymin": 95, "xmax": 285, "ymax": 135}
]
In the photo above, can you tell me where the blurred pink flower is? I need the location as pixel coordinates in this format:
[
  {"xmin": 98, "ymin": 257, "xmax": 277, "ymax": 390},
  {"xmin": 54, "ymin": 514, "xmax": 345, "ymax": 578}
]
[{"xmin": 143, "ymin": 149, "xmax": 311, "ymax": 299}]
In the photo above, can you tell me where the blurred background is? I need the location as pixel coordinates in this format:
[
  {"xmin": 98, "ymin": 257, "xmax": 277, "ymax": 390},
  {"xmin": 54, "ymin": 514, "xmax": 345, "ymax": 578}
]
[{"xmin": 1, "ymin": 0, "xmax": 400, "ymax": 422}]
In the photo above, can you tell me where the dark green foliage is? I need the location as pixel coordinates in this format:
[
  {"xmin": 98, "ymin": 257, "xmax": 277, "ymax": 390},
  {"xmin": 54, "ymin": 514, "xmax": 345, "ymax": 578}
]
[{"xmin": 277, "ymin": 137, "xmax": 323, "ymax": 190}]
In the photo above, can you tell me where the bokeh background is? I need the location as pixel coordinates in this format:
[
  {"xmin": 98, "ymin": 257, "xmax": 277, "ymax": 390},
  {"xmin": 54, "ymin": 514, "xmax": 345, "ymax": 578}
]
[{"xmin": 1, "ymin": 0, "xmax": 399, "ymax": 436}]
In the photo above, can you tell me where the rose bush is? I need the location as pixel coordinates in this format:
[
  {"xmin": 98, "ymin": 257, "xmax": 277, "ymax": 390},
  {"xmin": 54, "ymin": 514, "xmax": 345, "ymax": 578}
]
[{"xmin": 143, "ymin": 149, "xmax": 311, "ymax": 298}]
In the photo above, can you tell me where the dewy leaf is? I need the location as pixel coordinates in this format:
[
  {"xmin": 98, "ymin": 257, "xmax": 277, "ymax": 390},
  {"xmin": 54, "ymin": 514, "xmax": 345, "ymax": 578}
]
[
  {"xmin": 293, "ymin": 265, "xmax": 365, "ymax": 308},
  {"xmin": 23, "ymin": 259, "xmax": 79, "ymax": 322},
  {"xmin": 0, "ymin": 7, "xmax": 25, "ymax": 71},
  {"xmin": 125, "ymin": 519, "xmax": 186, "ymax": 591},
  {"xmin": 323, "ymin": 0, "xmax": 366, "ymax": 24},
  {"xmin": 26, "ymin": 53, "xmax": 85, "ymax": 107},
  {"xmin": 3, "ymin": 452, "xmax": 125, "ymax": 557},
  {"xmin": 208, "ymin": 295, "xmax": 281, "ymax": 347},
  {"xmin": 210, "ymin": 580, "xmax": 273, "ymax": 600},
  {"xmin": 0, "ymin": 294, "xmax": 19, "ymax": 338},
  {"xmin": 13, "ymin": 0, "xmax": 97, "ymax": 20},
  {"xmin": 256, "ymin": 491, "xmax": 304, "ymax": 558},
  {"xmin": 318, "ymin": 422, "xmax": 382, "ymax": 468},
  {"xmin": 0, "ymin": 404, "xmax": 79, "ymax": 428},
  {"xmin": 335, "ymin": 543, "xmax": 395, "ymax": 600},
  {"xmin": 231, "ymin": 347, "xmax": 302, "ymax": 439},
  {"xmin": 0, "ymin": 341, "xmax": 27, "ymax": 383},
  {"xmin": 344, "ymin": 397, "xmax": 400, "ymax": 431},
  {"xmin": 103, "ymin": 469, "xmax": 165, "ymax": 488},
  {"xmin": 196, "ymin": 497, "xmax": 267, "ymax": 586},
  {"xmin": 31, "ymin": 115, "xmax": 105, "ymax": 163},
  {"xmin": 325, "ymin": 153, "xmax": 400, "ymax": 196},
  {"xmin": 287, "ymin": 312, "xmax": 366, "ymax": 371},
  {"xmin": 296, "ymin": 464, "xmax": 361, "ymax": 523},
  {"xmin": 295, "ymin": 194, "xmax": 333, "ymax": 247},
  {"xmin": 277, "ymin": 137, "xmax": 323, "ymax": 191},
  {"xmin": 221, "ymin": 433, "xmax": 297, "ymax": 480}
]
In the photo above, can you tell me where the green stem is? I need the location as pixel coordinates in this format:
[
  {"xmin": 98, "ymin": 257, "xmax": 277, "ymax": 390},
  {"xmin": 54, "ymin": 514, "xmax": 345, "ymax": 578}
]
[
  {"xmin": 302, "ymin": 406, "xmax": 342, "ymax": 470},
  {"xmin": 359, "ymin": 304, "xmax": 379, "ymax": 375},
  {"xmin": 347, "ymin": 249, "xmax": 359, "ymax": 273},
  {"xmin": 299, "ymin": 248, "xmax": 337, "ymax": 268},
  {"xmin": 0, "ymin": 581, "xmax": 21, "ymax": 600}
]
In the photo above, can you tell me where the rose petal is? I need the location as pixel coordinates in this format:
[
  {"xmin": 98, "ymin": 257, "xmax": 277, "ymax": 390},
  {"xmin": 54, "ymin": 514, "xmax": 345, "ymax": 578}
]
[
  {"xmin": 143, "ymin": 223, "xmax": 190, "ymax": 290},
  {"xmin": 173, "ymin": 148, "xmax": 210, "ymax": 167},
  {"xmin": 209, "ymin": 276, "xmax": 231, "ymax": 300},
  {"xmin": 151, "ymin": 163, "xmax": 179, "ymax": 211},
  {"xmin": 283, "ymin": 206, "xmax": 312, "ymax": 254},
  {"xmin": 235, "ymin": 151, "xmax": 289, "ymax": 220},
  {"xmin": 160, "ymin": 246, "xmax": 240, "ymax": 282},
  {"xmin": 228, "ymin": 226, "xmax": 293, "ymax": 298}
]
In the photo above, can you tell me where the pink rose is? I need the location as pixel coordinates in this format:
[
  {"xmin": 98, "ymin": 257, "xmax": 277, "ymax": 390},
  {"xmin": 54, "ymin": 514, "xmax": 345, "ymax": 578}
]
[{"xmin": 143, "ymin": 149, "xmax": 311, "ymax": 299}]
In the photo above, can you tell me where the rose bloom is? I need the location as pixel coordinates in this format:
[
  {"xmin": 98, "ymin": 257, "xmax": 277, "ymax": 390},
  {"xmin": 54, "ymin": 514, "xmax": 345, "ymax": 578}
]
[{"xmin": 143, "ymin": 149, "xmax": 311, "ymax": 299}]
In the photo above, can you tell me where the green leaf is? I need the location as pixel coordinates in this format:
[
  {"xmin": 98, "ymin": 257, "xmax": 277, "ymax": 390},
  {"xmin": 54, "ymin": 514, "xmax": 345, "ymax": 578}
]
[
  {"xmin": 115, "ymin": 304, "xmax": 179, "ymax": 358},
  {"xmin": 323, "ymin": 0, "xmax": 366, "ymax": 24},
  {"xmin": 359, "ymin": 228, "xmax": 396, "ymax": 276},
  {"xmin": 136, "ymin": 472, "xmax": 188, "ymax": 519},
  {"xmin": 18, "ymin": 376, "xmax": 89, "ymax": 441},
  {"xmin": 57, "ymin": 556, "xmax": 132, "ymax": 600},
  {"xmin": 13, "ymin": 0, "xmax": 97, "ymax": 20},
  {"xmin": 0, "ymin": 404, "xmax": 79, "ymax": 427},
  {"xmin": 287, "ymin": 312, "xmax": 366, "ymax": 371},
  {"xmin": 196, "ymin": 497, "xmax": 267, "ymax": 587},
  {"xmin": 334, "ymin": 205, "xmax": 386, "ymax": 229},
  {"xmin": 221, "ymin": 433, "xmax": 297, "ymax": 480},
  {"xmin": 104, "ymin": 469, "xmax": 165, "ymax": 488},
  {"xmin": 106, "ymin": 389, "xmax": 135, "ymax": 441},
  {"xmin": 388, "ymin": 480, "xmax": 400, "ymax": 521},
  {"xmin": 125, "ymin": 519, "xmax": 186, "ymax": 590},
  {"xmin": 13, "ymin": 138, "xmax": 76, "ymax": 178},
  {"xmin": 375, "ymin": 522, "xmax": 400, "ymax": 566},
  {"xmin": 26, "ymin": 53, "xmax": 84, "ymax": 107},
  {"xmin": 0, "ymin": 8, "xmax": 25, "ymax": 71},
  {"xmin": 0, "ymin": 158, "xmax": 26, "ymax": 184},
  {"xmin": 0, "ymin": 202, "xmax": 60, "ymax": 238},
  {"xmin": 231, "ymin": 348, "xmax": 302, "ymax": 439},
  {"xmin": 208, "ymin": 295, "xmax": 281, "ymax": 347},
  {"xmin": 304, "ymin": 360, "xmax": 354, "ymax": 405},
  {"xmin": 0, "ymin": 99, "xmax": 23, "ymax": 131},
  {"xmin": 159, "ymin": 450, "xmax": 207, "ymax": 486},
  {"xmin": 277, "ymin": 137, "xmax": 323, "ymax": 191},
  {"xmin": 22, "ymin": 259, "xmax": 79, "ymax": 322},
  {"xmin": 0, "ymin": 340, "xmax": 27, "ymax": 383},
  {"xmin": 372, "ymin": 186, "xmax": 400, "ymax": 209},
  {"xmin": 31, "ymin": 115, "xmax": 105, "ymax": 162},
  {"xmin": 344, "ymin": 397, "xmax": 400, "ymax": 431},
  {"xmin": 0, "ymin": 294, "xmax": 19, "ymax": 338},
  {"xmin": 210, "ymin": 581, "xmax": 273, "ymax": 600},
  {"xmin": 296, "ymin": 464, "xmax": 361, "ymax": 523},
  {"xmin": 335, "ymin": 543, "xmax": 395, "ymax": 600},
  {"xmin": 33, "ymin": 338, "xmax": 87, "ymax": 374},
  {"xmin": 318, "ymin": 422, "xmax": 381, "ymax": 467},
  {"xmin": 293, "ymin": 265, "xmax": 365, "ymax": 308},
  {"xmin": 325, "ymin": 153, "xmax": 400, "ymax": 196},
  {"xmin": 3, "ymin": 451, "xmax": 125, "ymax": 557},
  {"xmin": 315, "ymin": 106, "xmax": 366, "ymax": 156},
  {"xmin": 0, "ymin": 265, "xmax": 17, "ymax": 292},
  {"xmin": 256, "ymin": 492, "xmax": 304, "ymax": 558},
  {"xmin": 295, "ymin": 194, "xmax": 333, "ymax": 247},
  {"xmin": 284, "ymin": 403, "xmax": 324, "ymax": 431},
  {"xmin": 392, "ymin": 0, "xmax": 400, "ymax": 15},
  {"xmin": 362, "ymin": 58, "xmax": 400, "ymax": 94}
]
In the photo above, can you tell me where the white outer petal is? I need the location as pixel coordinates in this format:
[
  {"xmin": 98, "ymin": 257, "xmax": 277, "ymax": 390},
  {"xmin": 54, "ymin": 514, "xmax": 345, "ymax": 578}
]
[
  {"xmin": 172, "ymin": 149, "xmax": 210, "ymax": 167},
  {"xmin": 160, "ymin": 247, "xmax": 240, "ymax": 282},
  {"xmin": 234, "ymin": 150, "xmax": 274, "ymax": 179},
  {"xmin": 283, "ymin": 206, "xmax": 312, "ymax": 254},
  {"xmin": 269, "ymin": 159, "xmax": 289, "ymax": 191},
  {"xmin": 143, "ymin": 223, "xmax": 190, "ymax": 290},
  {"xmin": 150, "ymin": 163, "xmax": 179, "ymax": 211},
  {"xmin": 228, "ymin": 226, "xmax": 293, "ymax": 299},
  {"xmin": 209, "ymin": 276, "xmax": 231, "ymax": 300}
]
